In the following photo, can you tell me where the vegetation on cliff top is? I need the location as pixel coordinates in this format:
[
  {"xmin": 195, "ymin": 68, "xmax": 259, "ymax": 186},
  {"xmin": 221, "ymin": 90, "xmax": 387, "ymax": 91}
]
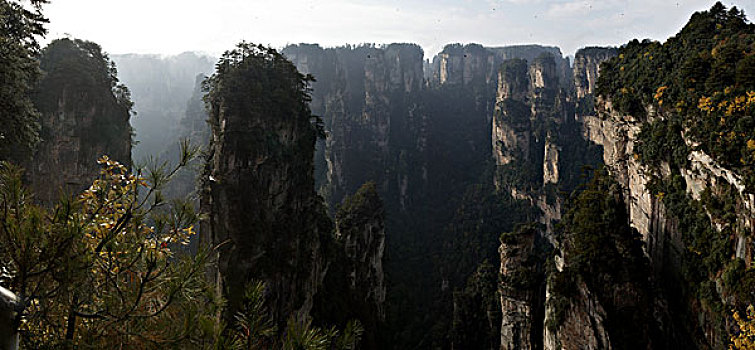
[
  {"xmin": 550, "ymin": 169, "xmax": 662, "ymax": 349},
  {"xmin": 34, "ymin": 38, "xmax": 134, "ymax": 159},
  {"xmin": 597, "ymin": 2, "xmax": 755, "ymax": 191}
]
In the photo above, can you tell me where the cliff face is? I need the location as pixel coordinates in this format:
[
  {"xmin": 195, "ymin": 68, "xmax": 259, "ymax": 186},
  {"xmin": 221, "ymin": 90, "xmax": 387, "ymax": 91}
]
[
  {"xmin": 335, "ymin": 182, "xmax": 387, "ymax": 318},
  {"xmin": 313, "ymin": 182, "xmax": 386, "ymax": 350},
  {"xmin": 498, "ymin": 224, "xmax": 546, "ymax": 350},
  {"xmin": 284, "ymin": 43, "xmax": 426, "ymax": 210},
  {"xmin": 582, "ymin": 98, "xmax": 754, "ymax": 348},
  {"xmin": 573, "ymin": 47, "xmax": 618, "ymax": 99},
  {"xmin": 431, "ymin": 44, "xmax": 570, "ymax": 90},
  {"xmin": 29, "ymin": 39, "xmax": 132, "ymax": 204},
  {"xmin": 284, "ymin": 43, "xmax": 575, "ymax": 348},
  {"xmin": 201, "ymin": 46, "xmax": 331, "ymax": 327},
  {"xmin": 201, "ymin": 45, "xmax": 388, "ymax": 339},
  {"xmin": 492, "ymin": 54, "xmax": 572, "ymax": 233},
  {"xmin": 491, "ymin": 46, "xmax": 677, "ymax": 350}
]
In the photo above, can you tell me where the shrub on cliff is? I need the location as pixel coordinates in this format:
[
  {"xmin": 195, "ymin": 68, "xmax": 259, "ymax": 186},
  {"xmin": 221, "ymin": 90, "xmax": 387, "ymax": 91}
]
[{"xmin": 597, "ymin": 2, "xmax": 755, "ymax": 191}]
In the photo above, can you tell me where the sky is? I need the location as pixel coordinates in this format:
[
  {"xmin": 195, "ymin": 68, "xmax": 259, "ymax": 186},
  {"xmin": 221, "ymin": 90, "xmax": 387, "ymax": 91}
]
[{"xmin": 43, "ymin": 0, "xmax": 755, "ymax": 59}]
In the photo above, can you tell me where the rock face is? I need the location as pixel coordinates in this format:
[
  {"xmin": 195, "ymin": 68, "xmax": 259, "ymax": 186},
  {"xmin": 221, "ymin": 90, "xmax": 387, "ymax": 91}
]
[
  {"xmin": 201, "ymin": 46, "xmax": 331, "ymax": 327},
  {"xmin": 284, "ymin": 43, "xmax": 577, "ymax": 348},
  {"xmin": 492, "ymin": 48, "xmax": 660, "ymax": 349},
  {"xmin": 29, "ymin": 39, "xmax": 132, "ymax": 204},
  {"xmin": 201, "ymin": 46, "xmax": 388, "ymax": 339},
  {"xmin": 430, "ymin": 44, "xmax": 571, "ymax": 90},
  {"xmin": 498, "ymin": 224, "xmax": 545, "ymax": 350},
  {"xmin": 573, "ymin": 47, "xmax": 618, "ymax": 99},
  {"xmin": 314, "ymin": 182, "xmax": 387, "ymax": 350},
  {"xmin": 492, "ymin": 54, "xmax": 576, "ymax": 233},
  {"xmin": 582, "ymin": 97, "xmax": 755, "ymax": 348},
  {"xmin": 283, "ymin": 43, "xmax": 426, "ymax": 209},
  {"xmin": 581, "ymin": 104, "xmax": 683, "ymax": 271},
  {"xmin": 335, "ymin": 182, "xmax": 387, "ymax": 318},
  {"xmin": 543, "ymin": 281, "xmax": 611, "ymax": 350}
]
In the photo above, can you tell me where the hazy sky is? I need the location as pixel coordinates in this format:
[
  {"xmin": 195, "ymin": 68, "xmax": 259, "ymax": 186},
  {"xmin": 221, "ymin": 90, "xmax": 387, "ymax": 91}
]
[{"xmin": 44, "ymin": 0, "xmax": 755, "ymax": 59}]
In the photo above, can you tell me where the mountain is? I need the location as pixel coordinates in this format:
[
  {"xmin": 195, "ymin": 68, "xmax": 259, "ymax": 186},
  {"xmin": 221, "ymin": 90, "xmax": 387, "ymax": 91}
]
[{"xmin": 110, "ymin": 52, "xmax": 215, "ymax": 162}]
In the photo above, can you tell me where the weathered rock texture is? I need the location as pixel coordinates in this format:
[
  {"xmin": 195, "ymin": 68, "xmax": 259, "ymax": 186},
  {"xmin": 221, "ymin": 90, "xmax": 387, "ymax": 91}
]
[
  {"xmin": 582, "ymin": 97, "xmax": 754, "ymax": 348},
  {"xmin": 492, "ymin": 54, "xmax": 576, "ymax": 234},
  {"xmin": 284, "ymin": 42, "xmax": 570, "ymax": 348},
  {"xmin": 284, "ymin": 43, "xmax": 426, "ymax": 210},
  {"xmin": 29, "ymin": 39, "xmax": 132, "ymax": 204},
  {"xmin": 313, "ymin": 182, "xmax": 386, "ymax": 350},
  {"xmin": 573, "ymin": 47, "xmax": 618, "ymax": 99},
  {"xmin": 201, "ymin": 47, "xmax": 388, "ymax": 339},
  {"xmin": 543, "ymin": 281, "xmax": 611, "ymax": 350},
  {"xmin": 200, "ymin": 48, "xmax": 331, "ymax": 327},
  {"xmin": 336, "ymin": 182, "xmax": 387, "ymax": 318},
  {"xmin": 430, "ymin": 44, "xmax": 571, "ymax": 90},
  {"xmin": 498, "ymin": 224, "xmax": 546, "ymax": 350}
]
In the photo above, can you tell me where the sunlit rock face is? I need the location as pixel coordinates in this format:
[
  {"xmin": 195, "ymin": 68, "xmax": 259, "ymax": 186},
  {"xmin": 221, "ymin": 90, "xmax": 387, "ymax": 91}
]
[
  {"xmin": 29, "ymin": 39, "xmax": 132, "ymax": 204},
  {"xmin": 573, "ymin": 47, "xmax": 618, "ymax": 99}
]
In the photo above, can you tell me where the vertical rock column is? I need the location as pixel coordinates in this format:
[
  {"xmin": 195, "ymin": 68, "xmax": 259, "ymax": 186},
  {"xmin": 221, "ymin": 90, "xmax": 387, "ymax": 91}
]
[
  {"xmin": 499, "ymin": 224, "xmax": 543, "ymax": 350},
  {"xmin": 201, "ymin": 45, "xmax": 330, "ymax": 327}
]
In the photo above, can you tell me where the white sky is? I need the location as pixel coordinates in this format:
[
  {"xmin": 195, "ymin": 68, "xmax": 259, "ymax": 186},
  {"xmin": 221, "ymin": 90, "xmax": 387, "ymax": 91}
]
[{"xmin": 43, "ymin": 0, "xmax": 755, "ymax": 59}]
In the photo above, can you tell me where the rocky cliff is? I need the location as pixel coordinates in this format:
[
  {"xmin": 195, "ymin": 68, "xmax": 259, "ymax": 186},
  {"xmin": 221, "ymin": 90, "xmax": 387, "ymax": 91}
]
[
  {"xmin": 28, "ymin": 38, "xmax": 132, "ymax": 204},
  {"xmin": 492, "ymin": 53, "xmax": 574, "ymax": 234},
  {"xmin": 581, "ymin": 5, "xmax": 755, "ymax": 347},
  {"xmin": 200, "ymin": 45, "xmax": 331, "ymax": 327},
  {"xmin": 430, "ymin": 44, "xmax": 570, "ymax": 90},
  {"xmin": 284, "ymin": 42, "xmax": 577, "ymax": 348},
  {"xmin": 201, "ymin": 44, "xmax": 388, "ymax": 340},
  {"xmin": 313, "ymin": 182, "xmax": 387, "ymax": 350},
  {"xmin": 283, "ymin": 43, "xmax": 426, "ymax": 210}
]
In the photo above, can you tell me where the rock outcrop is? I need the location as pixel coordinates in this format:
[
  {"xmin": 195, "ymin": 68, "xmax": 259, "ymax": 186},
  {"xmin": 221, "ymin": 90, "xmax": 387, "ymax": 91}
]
[
  {"xmin": 335, "ymin": 182, "xmax": 387, "ymax": 318},
  {"xmin": 201, "ymin": 45, "xmax": 389, "ymax": 341},
  {"xmin": 543, "ymin": 281, "xmax": 611, "ymax": 350},
  {"xmin": 430, "ymin": 44, "xmax": 570, "ymax": 90},
  {"xmin": 200, "ymin": 46, "xmax": 331, "ymax": 327},
  {"xmin": 283, "ymin": 43, "xmax": 426, "ymax": 210},
  {"xmin": 499, "ymin": 224, "xmax": 546, "ymax": 350},
  {"xmin": 285, "ymin": 42, "xmax": 576, "ymax": 349},
  {"xmin": 29, "ymin": 38, "xmax": 132, "ymax": 204},
  {"xmin": 492, "ymin": 54, "xmax": 573, "ymax": 233},
  {"xmin": 313, "ymin": 182, "xmax": 387, "ymax": 350},
  {"xmin": 573, "ymin": 47, "xmax": 618, "ymax": 99}
]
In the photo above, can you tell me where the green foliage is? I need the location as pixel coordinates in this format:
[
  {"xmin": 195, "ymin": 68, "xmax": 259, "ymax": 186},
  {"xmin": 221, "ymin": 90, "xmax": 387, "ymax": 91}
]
[
  {"xmin": 216, "ymin": 282, "xmax": 364, "ymax": 350},
  {"xmin": 203, "ymin": 42, "xmax": 323, "ymax": 140},
  {"xmin": 450, "ymin": 262, "xmax": 501, "ymax": 350},
  {"xmin": 552, "ymin": 169, "xmax": 658, "ymax": 348},
  {"xmin": 635, "ymin": 115, "xmax": 690, "ymax": 168},
  {"xmin": 34, "ymin": 38, "xmax": 134, "ymax": 159},
  {"xmin": 282, "ymin": 317, "xmax": 363, "ymax": 350},
  {"xmin": 597, "ymin": 2, "xmax": 755, "ymax": 191},
  {"xmin": 0, "ymin": 0, "xmax": 48, "ymax": 161},
  {"xmin": 0, "ymin": 141, "xmax": 219, "ymax": 348}
]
